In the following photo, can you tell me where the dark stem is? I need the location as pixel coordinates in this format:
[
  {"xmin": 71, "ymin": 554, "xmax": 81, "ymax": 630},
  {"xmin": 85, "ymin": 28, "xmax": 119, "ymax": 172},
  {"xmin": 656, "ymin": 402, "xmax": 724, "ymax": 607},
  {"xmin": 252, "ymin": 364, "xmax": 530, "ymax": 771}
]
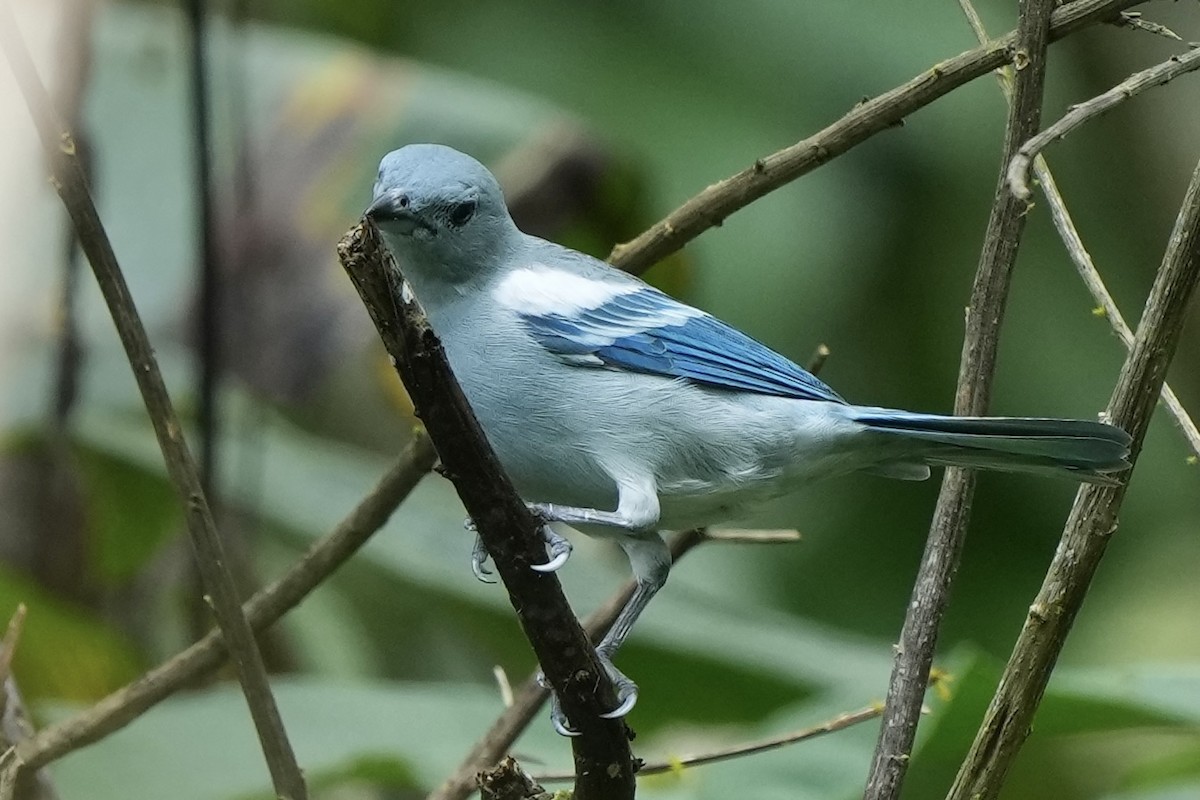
[
  {"xmin": 427, "ymin": 529, "xmax": 706, "ymax": 800},
  {"xmin": 862, "ymin": 0, "xmax": 1058, "ymax": 797},
  {"xmin": 185, "ymin": 0, "xmax": 220, "ymax": 498},
  {"xmin": 338, "ymin": 222, "xmax": 636, "ymax": 800}
]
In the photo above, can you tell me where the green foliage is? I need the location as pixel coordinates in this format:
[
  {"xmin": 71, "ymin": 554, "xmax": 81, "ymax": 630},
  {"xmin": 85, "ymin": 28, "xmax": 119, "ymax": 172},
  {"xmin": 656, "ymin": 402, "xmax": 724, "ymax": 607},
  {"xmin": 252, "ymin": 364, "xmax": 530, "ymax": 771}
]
[
  {"xmin": 75, "ymin": 438, "xmax": 181, "ymax": 584},
  {"xmin": 0, "ymin": 566, "xmax": 142, "ymax": 701},
  {"xmin": 2, "ymin": 1, "xmax": 1197, "ymax": 798}
]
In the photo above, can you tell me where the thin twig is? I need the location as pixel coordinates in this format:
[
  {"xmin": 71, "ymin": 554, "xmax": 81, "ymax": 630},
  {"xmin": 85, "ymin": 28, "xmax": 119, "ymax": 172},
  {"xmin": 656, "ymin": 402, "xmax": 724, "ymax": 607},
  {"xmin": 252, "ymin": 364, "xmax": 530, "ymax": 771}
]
[
  {"xmin": 185, "ymin": 0, "xmax": 221, "ymax": 496},
  {"xmin": 863, "ymin": 1, "xmax": 1059, "ymax": 797},
  {"xmin": 0, "ymin": 607, "xmax": 59, "ymax": 800},
  {"xmin": 1009, "ymin": 46, "xmax": 1200, "ymax": 199},
  {"xmin": 1114, "ymin": 10, "xmax": 1183, "ymax": 40},
  {"xmin": 47, "ymin": 0, "xmax": 93, "ymax": 431},
  {"xmin": 607, "ymin": 0, "xmax": 1147, "ymax": 275},
  {"xmin": 703, "ymin": 528, "xmax": 802, "ymax": 544},
  {"xmin": 0, "ymin": 606, "xmax": 26, "ymax": 685},
  {"xmin": 948, "ymin": 154, "xmax": 1200, "ymax": 800},
  {"xmin": 806, "ymin": 343, "xmax": 831, "ymax": 376},
  {"xmin": 536, "ymin": 704, "xmax": 884, "ymax": 783},
  {"xmin": 1036, "ymin": 165, "xmax": 1200, "ymax": 458},
  {"xmin": 0, "ymin": 5, "xmax": 307, "ymax": 798},
  {"xmin": 15, "ymin": 436, "xmax": 434, "ymax": 771},
  {"xmin": 341, "ymin": 222, "xmax": 636, "ymax": 800},
  {"xmin": 184, "ymin": 0, "xmax": 234, "ymax": 648}
]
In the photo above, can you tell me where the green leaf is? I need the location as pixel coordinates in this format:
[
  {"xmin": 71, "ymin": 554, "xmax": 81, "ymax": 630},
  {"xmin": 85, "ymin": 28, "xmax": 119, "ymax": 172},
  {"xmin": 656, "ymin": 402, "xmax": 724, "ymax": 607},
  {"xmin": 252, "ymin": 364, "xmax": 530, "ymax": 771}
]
[
  {"xmin": 1104, "ymin": 784, "xmax": 1200, "ymax": 800},
  {"xmin": 75, "ymin": 439, "xmax": 181, "ymax": 584},
  {"xmin": 1046, "ymin": 665, "xmax": 1200, "ymax": 733},
  {"xmin": 0, "ymin": 568, "xmax": 142, "ymax": 702},
  {"xmin": 43, "ymin": 678, "xmax": 883, "ymax": 800},
  {"xmin": 43, "ymin": 679, "xmax": 528, "ymax": 800}
]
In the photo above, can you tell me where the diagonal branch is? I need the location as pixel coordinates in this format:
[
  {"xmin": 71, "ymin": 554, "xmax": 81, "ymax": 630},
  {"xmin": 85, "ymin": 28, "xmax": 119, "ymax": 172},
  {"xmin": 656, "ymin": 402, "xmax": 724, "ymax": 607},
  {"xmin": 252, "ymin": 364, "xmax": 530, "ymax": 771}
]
[
  {"xmin": 1009, "ymin": 46, "xmax": 1200, "ymax": 200},
  {"xmin": 948, "ymin": 155, "xmax": 1200, "ymax": 800},
  {"xmin": 608, "ymin": 0, "xmax": 1148, "ymax": 275},
  {"xmin": 862, "ymin": 1, "xmax": 1059, "ymax": 797},
  {"xmin": 12, "ymin": 436, "xmax": 434, "ymax": 772},
  {"xmin": 1036, "ymin": 164, "xmax": 1200, "ymax": 459},
  {"xmin": 0, "ymin": 5, "xmax": 306, "ymax": 798},
  {"xmin": 338, "ymin": 222, "xmax": 635, "ymax": 800}
]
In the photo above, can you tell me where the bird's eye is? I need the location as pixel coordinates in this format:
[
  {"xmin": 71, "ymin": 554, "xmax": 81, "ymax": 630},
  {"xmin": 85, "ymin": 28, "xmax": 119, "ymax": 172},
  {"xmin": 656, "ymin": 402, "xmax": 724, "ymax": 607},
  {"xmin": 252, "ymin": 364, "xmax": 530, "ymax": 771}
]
[{"xmin": 448, "ymin": 199, "xmax": 477, "ymax": 227}]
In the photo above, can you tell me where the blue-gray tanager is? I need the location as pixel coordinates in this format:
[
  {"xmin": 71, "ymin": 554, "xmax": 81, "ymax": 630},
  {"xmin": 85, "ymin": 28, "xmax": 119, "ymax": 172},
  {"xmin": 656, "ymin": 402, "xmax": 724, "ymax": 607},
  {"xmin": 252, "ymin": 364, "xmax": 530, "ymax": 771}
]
[{"xmin": 366, "ymin": 143, "xmax": 1131, "ymax": 733}]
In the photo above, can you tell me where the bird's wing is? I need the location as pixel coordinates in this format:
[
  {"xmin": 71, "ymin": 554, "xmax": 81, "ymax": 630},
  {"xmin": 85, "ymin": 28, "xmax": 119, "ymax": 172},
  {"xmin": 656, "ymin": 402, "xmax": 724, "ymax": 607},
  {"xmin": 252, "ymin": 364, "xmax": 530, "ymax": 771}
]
[{"xmin": 495, "ymin": 265, "xmax": 844, "ymax": 403}]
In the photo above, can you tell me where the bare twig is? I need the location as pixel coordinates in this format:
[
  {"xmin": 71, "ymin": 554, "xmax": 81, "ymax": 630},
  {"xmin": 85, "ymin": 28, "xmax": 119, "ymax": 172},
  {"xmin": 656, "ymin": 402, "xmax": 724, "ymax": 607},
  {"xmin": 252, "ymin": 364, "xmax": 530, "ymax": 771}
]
[
  {"xmin": 806, "ymin": 343, "xmax": 831, "ymax": 376},
  {"xmin": 1009, "ymin": 46, "xmax": 1200, "ymax": 199},
  {"xmin": 948, "ymin": 155, "xmax": 1200, "ymax": 800},
  {"xmin": 16, "ymin": 436, "xmax": 434, "ymax": 771},
  {"xmin": 340, "ymin": 222, "xmax": 635, "ymax": 800},
  {"xmin": 185, "ymin": 0, "xmax": 221, "ymax": 495},
  {"xmin": 863, "ymin": 1, "xmax": 1059, "ymax": 797},
  {"xmin": 1037, "ymin": 165, "xmax": 1200, "ymax": 458},
  {"xmin": 607, "ymin": 0, "xmax": 1147, "ymax": 275},
  {"xmin": 1114, "ymin": 10, "xmax": 1183, "ymax": 40},
  {"xmin": 0, "ymin": 5, "xmax": 306, "ymax": 798},
  {"xmin": 47, "ymin": 0, "xmax": 93, "ymax": 431},
  {"xmin": 703, "ymin": 528, "xmax": 802, "ymax": 544},
  {"xmin": 536, "ymin": 704, "xmax": 884, "ymax": 783},
  {"xmin": 0, "ymin": 607, "xmax": 25, "ymax": 685},
  {"xmin": 0, "ymin": 607, "xmax": 59, "ymax": 800}
]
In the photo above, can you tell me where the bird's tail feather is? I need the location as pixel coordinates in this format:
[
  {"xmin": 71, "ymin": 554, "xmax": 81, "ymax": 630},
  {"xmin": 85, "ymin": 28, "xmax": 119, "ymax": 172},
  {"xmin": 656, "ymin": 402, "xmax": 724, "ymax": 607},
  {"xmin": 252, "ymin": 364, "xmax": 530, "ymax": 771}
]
[{"xmin": 849, "ymin": 409, "xmax": 1132, "ymax": 484}]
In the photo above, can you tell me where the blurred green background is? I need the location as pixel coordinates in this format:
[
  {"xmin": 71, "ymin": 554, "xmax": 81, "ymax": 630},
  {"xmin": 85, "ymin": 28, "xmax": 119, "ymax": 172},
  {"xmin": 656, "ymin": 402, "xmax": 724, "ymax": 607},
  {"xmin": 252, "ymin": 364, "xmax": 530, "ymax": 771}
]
[{"xmin": 0, "ymin": 1, "xmax": 1197, "ymax": 798}]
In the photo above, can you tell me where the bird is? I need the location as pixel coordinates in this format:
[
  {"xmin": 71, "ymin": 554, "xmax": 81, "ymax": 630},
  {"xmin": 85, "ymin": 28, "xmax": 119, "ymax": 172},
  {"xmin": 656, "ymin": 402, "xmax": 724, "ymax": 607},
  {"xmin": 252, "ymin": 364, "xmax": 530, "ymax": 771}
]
[{"xmin": 365, "ymin": 143, "xmax": 1131, "ymax": 735}]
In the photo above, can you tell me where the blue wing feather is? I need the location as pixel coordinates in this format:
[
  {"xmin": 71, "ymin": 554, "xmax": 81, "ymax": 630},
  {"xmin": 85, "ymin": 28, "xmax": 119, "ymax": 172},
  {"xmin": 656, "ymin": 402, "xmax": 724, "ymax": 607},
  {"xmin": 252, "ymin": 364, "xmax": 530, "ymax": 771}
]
[{"xmin": 517, "ymin": 286, "xmax": 844, "ymax": 403}]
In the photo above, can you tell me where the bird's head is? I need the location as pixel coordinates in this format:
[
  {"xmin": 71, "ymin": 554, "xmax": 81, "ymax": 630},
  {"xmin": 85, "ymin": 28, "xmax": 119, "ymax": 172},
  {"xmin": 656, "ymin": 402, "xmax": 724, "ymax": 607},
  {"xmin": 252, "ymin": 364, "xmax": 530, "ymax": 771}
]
[{"xmin": 366, "ymin": 144, "xmax": 519, "ymax": 290}]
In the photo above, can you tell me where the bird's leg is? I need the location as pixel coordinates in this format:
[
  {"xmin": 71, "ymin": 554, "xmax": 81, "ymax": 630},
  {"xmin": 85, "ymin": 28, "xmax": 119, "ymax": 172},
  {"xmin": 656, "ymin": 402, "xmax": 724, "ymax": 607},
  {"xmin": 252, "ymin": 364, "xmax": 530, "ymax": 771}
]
[
  {"xmin": 529, "ymin": 502, "xmax": 648, "ymax": 531},
  {"xmin": 546, "ymin": 532, "xmax": 670, "ymax": 734}
]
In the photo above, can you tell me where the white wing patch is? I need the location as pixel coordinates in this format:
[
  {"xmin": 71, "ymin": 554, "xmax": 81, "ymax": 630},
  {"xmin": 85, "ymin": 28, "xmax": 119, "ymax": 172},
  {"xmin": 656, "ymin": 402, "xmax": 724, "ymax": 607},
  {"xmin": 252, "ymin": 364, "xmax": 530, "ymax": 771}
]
[{"xmin": 494, "ymin": 265, "xmax": 640, "ymax": 317}]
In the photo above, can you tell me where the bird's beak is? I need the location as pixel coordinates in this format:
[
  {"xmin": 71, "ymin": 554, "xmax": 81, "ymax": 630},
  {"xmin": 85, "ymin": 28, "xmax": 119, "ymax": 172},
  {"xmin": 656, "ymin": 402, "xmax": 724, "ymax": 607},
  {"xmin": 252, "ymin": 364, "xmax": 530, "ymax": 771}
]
[{"xmin": 366, "ymin": 189, "xmax": 434, "ymax": 236}]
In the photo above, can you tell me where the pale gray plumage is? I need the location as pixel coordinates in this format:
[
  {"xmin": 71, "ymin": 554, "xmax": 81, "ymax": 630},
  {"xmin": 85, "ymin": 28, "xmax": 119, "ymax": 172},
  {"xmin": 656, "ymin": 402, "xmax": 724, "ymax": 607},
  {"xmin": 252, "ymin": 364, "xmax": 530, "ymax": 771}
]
[{"xmin": 366, "ymin": 143, "xmax": 1131, "ymax": 733}]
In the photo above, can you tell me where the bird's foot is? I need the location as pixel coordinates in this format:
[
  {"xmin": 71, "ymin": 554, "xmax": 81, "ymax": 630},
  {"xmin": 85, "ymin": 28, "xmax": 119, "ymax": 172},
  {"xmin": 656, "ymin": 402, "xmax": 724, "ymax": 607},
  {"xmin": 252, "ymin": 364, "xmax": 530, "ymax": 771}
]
[
  {"xmin": 466, "ymin": 518, "xmax": 570, "ymax": 580},
  {"xmin": 465, "ymin": 521, "xmax": 496, "ymax": 584},
  {"xmin": 538, "ymin": 650, "xmax": 638, "ymax": 737},
  {"xmin": 531, "ymin": 524, "xmax": 572, "ymax": 573}
]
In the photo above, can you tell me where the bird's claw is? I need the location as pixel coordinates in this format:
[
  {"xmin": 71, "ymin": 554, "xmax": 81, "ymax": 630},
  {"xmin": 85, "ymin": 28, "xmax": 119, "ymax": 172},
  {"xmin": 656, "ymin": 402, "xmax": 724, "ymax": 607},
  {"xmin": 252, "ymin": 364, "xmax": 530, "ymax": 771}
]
[
  {"xmin": 597, "ymin": 649, "xmax": 639, "ymax": 719},
  {"xmin": 538, "ymin": 651, "xmax": 638, "ymax": 736},
  {"xmin": 538, "ymin": 671, "xmax": 582, "ymax": 737},
  {"xmin": 467, "ymin": 517, "xmax": 569, "ymax": 578},
  {"xmin": 470, "ymin": 532, "xmax": 496, "ymax": 584},
  {"xmin": 530, "ymin": 525, "xmax": 572, "ymax": 573}
]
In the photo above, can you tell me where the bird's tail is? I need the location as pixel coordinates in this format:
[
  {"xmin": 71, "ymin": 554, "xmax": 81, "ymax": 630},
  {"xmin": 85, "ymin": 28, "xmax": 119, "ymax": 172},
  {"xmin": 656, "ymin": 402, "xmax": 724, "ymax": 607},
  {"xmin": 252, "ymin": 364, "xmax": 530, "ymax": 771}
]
[{"xmin": 849, "ymin": 408, "xmax": 1132, "ymax": 485}]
